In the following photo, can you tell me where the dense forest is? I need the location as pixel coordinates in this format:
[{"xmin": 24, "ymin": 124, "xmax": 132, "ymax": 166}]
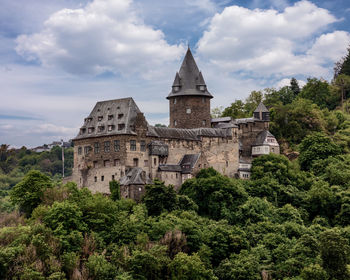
[{"xmin": 2, "ymin": 49, "xmax": 350, "ymax": 279}]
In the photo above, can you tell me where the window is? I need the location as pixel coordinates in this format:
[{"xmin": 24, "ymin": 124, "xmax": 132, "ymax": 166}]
[
  {"xmin": 114, "ymin": 140, "xmax": 120, "ymax": 151},
  {"xmin": 98, "ymin": 116, "xmax": 103, "ymax": 121},
  {"xmin": 98, "ymin": 126, "xmax": 105, "ymax": 132},
  {"xmin": 88, "ymin": 127, "xmax": 94, "ymax": 134},
  {"xmin": 101, "ymin": 176, "xmax": 104, "ymax": 181},
  {"xmin": 85, "ymin": 117, "xmax": 92, "ymax": 123},
  {"xmin": 84, "ymin": 146, "xmax": 90, "ymax": 155},
  {"xmin": 94, "ymin": 176, "xmax": 97, "ymax": 182},
  {"xmin": 186, "ymin": 108, "xmax": 191, "ymax": 114},
  {"xmin": 94, "ymin": 142, "xmax": 100, "ymax": 154},
  {"xmin": 80, "ymin": 128, "xmax": 86, "ymax": 134},
  {"xmin": 140, "ymin": 140, "xmax": 146, "ymax": 151},
  {"xmin": 93, "ymin": 161, "xmax": 98, "ymax": 168},
  {"xmin": 130, "ymin": 140, "xmax": 136, "ymax": 151},
  {"xmin": 118, "ymin": 114, "xmax": 124, "ymax": 119},
  {"xmin": 174, "ymin": 98, "xmax": 177, "ymax": 104},
  {"xmin": 104, "ymin": 141, "xmax": 110, "ymax": 152},
  {"xmin": 108, "ymin": 125, "xmax": 115, "ymax": 131},
  {"xmin": 78, "ymin": 147, "xmax": 82, "ymax": 155},
  {"xmin": 114, "ymin": 159, "xmax": 120, "ymax": 166},
  {"xmin": 144, "ymin": 160, "xmax": 149, "ymax": 167},
  {"xmin": 104, "ymin": 160, "xmax": 110, "ymax": 167},
  {"xmin": 154, "ymin": 158, "xmax": 157, "ymax": 165},
  {"xmin": 112, "ymin": 175, "xmax": 115, "ymax": 180},
  {"xmin": 120, "ymin": 170, "xmax": 124, "ymax": 177},
  {"xmin": 199, "ymin": 85, "xmax": 205, "ymax": 91},
  {"xmin": 202, "ymin": 120, "xmax": 206, "ymax": 126},
  {"xmin": 226, "ymin": 161, "xmax": 228, "ymax": 167},
  {"xmin": 202, "ymin": 97, "xmax": 206, "ymax": 103},
  {"xmin": 118, "ymin": 124, "xmax": 125, "ymax": 130},
  {"xmin": 133, "ymin": 158, "xmax": 139, "ymax": 167},
  {"xmin": 174, "ymin": 120, "xmax": 177, "ymax": 126},
  {"xmin": 108, "ymin": 114, "xmax": 113, "ymax": 120}
]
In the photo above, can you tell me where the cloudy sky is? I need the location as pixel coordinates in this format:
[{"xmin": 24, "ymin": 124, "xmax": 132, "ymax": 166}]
[{"xmin": 1, "ymin": 0, "xmax": 350, "ymax": 147}]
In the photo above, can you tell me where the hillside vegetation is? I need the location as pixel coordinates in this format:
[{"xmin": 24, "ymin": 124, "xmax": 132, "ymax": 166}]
[{"xmin": 2, "ymin": 49, "xmax": 350, "ymax": 279}]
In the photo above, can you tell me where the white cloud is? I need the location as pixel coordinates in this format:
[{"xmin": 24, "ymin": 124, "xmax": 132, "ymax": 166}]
[
  {"xmin": 197, "ymin": 1, "xmax": 349, "ymax": 79},
  {"xmin": 32, "ymin": 123, "xmax": 78, "ymax": 135},
  {"xmin": 15, "ymin": 0, "xmax": 185, "ymax": 77}
]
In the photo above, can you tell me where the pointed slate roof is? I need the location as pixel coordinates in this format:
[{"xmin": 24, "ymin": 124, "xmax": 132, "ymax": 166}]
[
  {"xmin": 254, "ymin": 102, "xmax": 269, "ymax": 113},
  {"xmin": 167, "ymin": 47, "xmax": 213, "ymax": 99}
]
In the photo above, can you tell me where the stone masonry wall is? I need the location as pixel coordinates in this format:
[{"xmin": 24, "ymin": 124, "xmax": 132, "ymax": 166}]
[{"xmin": 169, "ymin": 96, "xmax": 211, "ymax": 128}]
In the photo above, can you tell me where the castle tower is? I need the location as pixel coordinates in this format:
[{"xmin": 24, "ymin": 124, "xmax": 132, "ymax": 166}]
[{"xmin": 167, "ymin": 47, "xmax": 213, "ymax": 129}]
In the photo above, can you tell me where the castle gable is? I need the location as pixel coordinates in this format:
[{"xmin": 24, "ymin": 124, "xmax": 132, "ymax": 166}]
[{"xmin": 75, "ymin": 97, "xmax": 141, "ymax": 140}]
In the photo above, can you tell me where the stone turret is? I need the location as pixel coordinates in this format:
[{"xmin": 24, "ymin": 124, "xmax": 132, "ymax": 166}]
[{"xmin": 167, "ymin": 47, "xmax": 213, "ymax": 129}]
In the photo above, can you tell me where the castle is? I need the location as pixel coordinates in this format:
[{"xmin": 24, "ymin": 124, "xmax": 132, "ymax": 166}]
[{"xmin": 71, "ymin": 48, "xmax": 280, "ymax": 200}]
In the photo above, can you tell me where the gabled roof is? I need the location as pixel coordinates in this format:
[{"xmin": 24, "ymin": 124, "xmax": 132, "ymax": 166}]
[
  {"xmin": 254, "ymin": 102, "xmax": 269, "ymax": 113},
  {"xmin": 253, "ymin": 130, "xmax": 278, "ymax": 146},
  {"xmin": 120, "ymin": 167, "xmax": 152, "ymax": 186},
  {"xmin": 179, "ymin": 154, "xmax": 200, "ymax": 174},
  {"xmin": 75, "ymin": 97, "xmax": 142, "ymax": 140},
  {"xmin": 167, "ymin": 48, "xmax": 213, "ymax": 99}
]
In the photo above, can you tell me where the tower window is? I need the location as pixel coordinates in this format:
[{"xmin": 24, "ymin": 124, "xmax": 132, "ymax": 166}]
[
  {"xmin": 140, "ymin": 140, "xmax": 146, "ymax": 151},
  {"xmin": 94, "ymin": 142, "xmax": 100, "ymax": 154},
  {"xmin": 202, "ymin": 120, "xmax": 206, "ymax": 126},
  {"xmin": 173, "ymin": 98, "xmax": 177, "ymax": 104},
  {"xmin": 118, "ymin": 124, "xmax": 125, "ymax": 130},
  {"xmin": 130, "ymin": 140, "xmax": 136, "ymax": 151},
  {"xmin": 202, "ymin": 97, "xmax": 206, "ymax": 103},
  {"xmin": 133, "ymin": 158, "xmax": 139, "ymax": 167},
  {"xmin": 78, "ymin": 147, "xmax": 82, "ymax": 155},
  {"xmin": 118, "ymin": 114, "xmax": 124, "ymax": 119},
  {"xmin": 186, "ymin": 108, "xmax": 191, "ymax": 114},
  {"xmin": 108, "ymin": 114, "xmax": 113, "ymax": 120},
  {"xmin": 199, "ymin": 85, "xmax": 205, "ymax": 91},
  {"xmin": 174, "ymin": 120, "xmax": 177, "ymax": 126},
  {"xmin": 98, "ymin": 116, "xmax": 103, "ymax": 121},
  {"xmin": 114, "ymin": 140, "xmax": 120, "ymax": 151},
  {"xmin": 104, "ymin": 141, "xmax": 110, "ymax": 152}
]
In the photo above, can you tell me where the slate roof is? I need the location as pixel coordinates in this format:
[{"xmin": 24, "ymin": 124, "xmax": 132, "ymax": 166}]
[
  {"xmin": 233, "ymin": 117, "xmax": 256, "ymax": 124},
  {"xmin": 211, "ymin": 117, "xmax": 232, "ymax": 123},
  {"xmin": 120, "ymin": 167, "xmax": 152, "ymax": 186},
  {"xmin": 167, "ymin": 48, "xmax": 213, "ymax": 99},
  {"xmin": 180, "ymin": 154, "xmax": 200, "ymax": 174},
  {"xmin": 147, "ymin": 126, "xmax": 231, "ymax": 140},
  {"xmin": 75, "ymin": 97, "xmax": 141, "ymax": 140},
  {"xmin": 254, "ymin": 102, "xmax": 269, "ymax": 113},
  {"xmin": 158, "ymin": 165, "xmax": 182, "ymax": 172},
  {"xmin": 253, "ymin": 130, "xmax": 277, "ymax": 146}
]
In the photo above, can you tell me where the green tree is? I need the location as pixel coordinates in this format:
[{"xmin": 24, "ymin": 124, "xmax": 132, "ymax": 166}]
[
  {"xmin": 10, "ymin": 170, "xmax": 52, "ymax": 216},
  {"xmin": 290, "ymin": 78, "xmax": 301, "ymax": 96},
  {"xmin": 299, "ymin": 132, "xmax": 341, "ymax": 171},
  {"xmin": 143, "ymin": 180, "xmax": 178, "ymax": 216},
  {"xmin": 319, "ymin": 229, "xmax": 350, "ymax": 280},
  {"xmin": 338, "ymin": 45, "xmax": 350, "ymax": 76},
  {"xmin": 109, "ymin": 180, "xmax": 121, "ymax": 201},
  {"xmin": 169, "ymin": 252, "xmax": 217, "ymax": 280},
  {"xmin": 300, "ymin": 78, "xmax": 338, "ymax": 110}
]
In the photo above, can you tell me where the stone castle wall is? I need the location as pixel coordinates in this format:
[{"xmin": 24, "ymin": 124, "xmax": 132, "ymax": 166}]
[{"xmin": 169, "ymin": 96, "xmax": 211, "ymax": 128}]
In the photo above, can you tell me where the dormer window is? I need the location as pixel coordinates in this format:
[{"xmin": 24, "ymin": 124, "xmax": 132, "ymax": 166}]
[
  {"xmin": 98, "ymin": 116, "xmax": 103, "ymax": 121},
  {"xmin": 98, "ymin": 126, "xmax": 105, "ymax": 132},
  {"xmin": 80, "ymin": 128, "xmax": 86, "ymax": 134},
  {"xmin": 118, "ymin": 124, "xmax": 125, "ymax": 130},
  {"xmin": 118, "ymin": 114, "xmax": 124, "ymax": 119},
  {"xmin": 199, "ymin": 85, "xmax": 205, "ymax": 91},
  {"xmin": 108, "ymin": 115, "xmax": 114, "ymax": 120},
  {"xmin": 85, "ymin": 117, "xmax": 92, "ymax": 123},
  {"xmin": 173, "ymin": 86, "xmax": 180, "ymax": 92},
  {"xmin": 88, "ymin": 127, "xmax": 94, "ymax": 134},
  {"xmin": 108, "ymin": 125, "xmax": 115, "ymax": 131}
]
